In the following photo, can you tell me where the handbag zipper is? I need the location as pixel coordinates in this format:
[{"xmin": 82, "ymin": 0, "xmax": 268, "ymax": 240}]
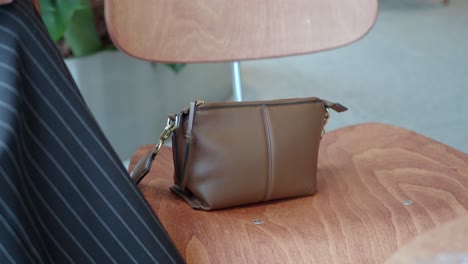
[{"xmin": 194, "ymin": 98, "xmax": 347, "ymax": 113}]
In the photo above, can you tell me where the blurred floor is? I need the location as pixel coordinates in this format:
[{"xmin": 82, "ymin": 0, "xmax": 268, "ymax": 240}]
[{"xmin": 240, "ymin": 0, "xmax": 468, "ymax": 153}]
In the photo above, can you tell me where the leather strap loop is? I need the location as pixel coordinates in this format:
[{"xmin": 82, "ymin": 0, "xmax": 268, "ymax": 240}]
[{"xmin": 323, "ymin": 100, "xmax": 348, "ymax": 112}]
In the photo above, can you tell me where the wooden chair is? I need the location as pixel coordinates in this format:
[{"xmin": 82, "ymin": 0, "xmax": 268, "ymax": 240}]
[{"xmin": 105, "ymin": 1, "xmax": 468, "ymax": 263}]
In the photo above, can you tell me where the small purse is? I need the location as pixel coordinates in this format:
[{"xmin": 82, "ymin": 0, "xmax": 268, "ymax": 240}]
[{"xmin": 131, "ymin": 97, "xmax": 346, "ymax": 210}]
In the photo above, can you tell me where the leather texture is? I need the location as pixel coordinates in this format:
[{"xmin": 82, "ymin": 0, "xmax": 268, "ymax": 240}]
[{"xmin": 171, "ymin": 97, "xmax": 346, "ymax": 210}]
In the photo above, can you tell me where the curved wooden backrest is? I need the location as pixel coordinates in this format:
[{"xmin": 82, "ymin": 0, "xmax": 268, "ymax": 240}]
[{"xmin": 104, "ymin": 0, "xmax": 378, "ymax": 63}]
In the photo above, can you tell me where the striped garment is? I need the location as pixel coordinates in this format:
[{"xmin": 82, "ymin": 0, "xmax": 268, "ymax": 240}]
[{"xmin": 0, "ymin": 1, "xmax": 184, "ymax": 263}]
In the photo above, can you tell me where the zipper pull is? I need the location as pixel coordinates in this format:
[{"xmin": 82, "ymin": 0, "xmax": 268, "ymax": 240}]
[
  {"xmin": 185, "ymin": 100, "xmax": 204, "ymax": 143},
  {"xmin": 323, "ymin": 100, "xmax": 347, "ymax": 113}
]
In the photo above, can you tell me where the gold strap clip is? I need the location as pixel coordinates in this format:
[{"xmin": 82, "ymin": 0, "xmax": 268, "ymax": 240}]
[{"xmin": 131, "ymin": 115, "xmax": 179, "ymax": 184}]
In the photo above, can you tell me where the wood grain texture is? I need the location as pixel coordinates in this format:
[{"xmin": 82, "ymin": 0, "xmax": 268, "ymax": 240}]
[
  {"xmin": 385, "ymin": 215, "xmax": 468, "ymax": 264},
  {"xmin": 130, "ymin": 123, "xmax": 468, "ymax": 263},
  {"xmin": 105, "ymin": 0, "xmax": 378, "ymax": 63}
]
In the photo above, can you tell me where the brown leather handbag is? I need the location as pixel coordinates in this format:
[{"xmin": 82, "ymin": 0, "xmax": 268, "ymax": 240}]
[{"xmin": 131, "ymin": 97, "xmax": 346, "ymax": 210}]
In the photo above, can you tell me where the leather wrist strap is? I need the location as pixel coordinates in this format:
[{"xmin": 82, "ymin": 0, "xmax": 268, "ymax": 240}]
[
  {"xmin": 130, "ymin": 145, "xmax": 158, "ymax": 184},
  {"xmin": 130, "ymin": 116, "xmax": 179, "ymax": 184}
]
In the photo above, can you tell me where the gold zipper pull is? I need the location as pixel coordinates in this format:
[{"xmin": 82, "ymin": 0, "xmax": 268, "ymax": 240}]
[{"xmin": 321, "ymin": 99, "xmax": 346, "ymax": 138}]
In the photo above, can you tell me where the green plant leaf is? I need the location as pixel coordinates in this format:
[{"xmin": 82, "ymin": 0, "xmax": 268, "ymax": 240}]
[
  {"xmin": 63, "ymin": 7, "xmax": 102, "ymax": 57},
  {"xmin": 57, "ymin": 0, "xmax": 89, "ymax": 25},
  {"xmin": 39, "ymin": 0, "xmax": 88, "ymax": 42},
  {"xmin": 39, "ymin": 0, "xmax": 66, "ymax": 41},
  {"xmin": 166, "ymin": 64, "xmax": 186, "ymax": 73}
]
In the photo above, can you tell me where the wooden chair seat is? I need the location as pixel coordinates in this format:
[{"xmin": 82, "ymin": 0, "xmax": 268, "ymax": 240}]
[{"xmin": 129, "ymin": 123, "xmax": 468, "ymax": 263}]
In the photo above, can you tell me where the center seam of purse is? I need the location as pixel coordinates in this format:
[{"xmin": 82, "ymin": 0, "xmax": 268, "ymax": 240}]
[{"xmin": 261, "ymin": 105, "xmax": 273, "ymax": 201}]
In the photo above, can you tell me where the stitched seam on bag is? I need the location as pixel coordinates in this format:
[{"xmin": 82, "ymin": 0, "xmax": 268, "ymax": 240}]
[{"xmin": 261, "ymin": 105, "xmax": 273, "ymax": 201}]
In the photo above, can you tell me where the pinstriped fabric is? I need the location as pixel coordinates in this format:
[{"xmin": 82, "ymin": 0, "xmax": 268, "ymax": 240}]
[
  {"xmin": 3, "ymin": 1, "xmax": 178, "ymax": 246},
  {"xmin": 0, "ymin": 1, "xmax": 184, "ymax": 263}
]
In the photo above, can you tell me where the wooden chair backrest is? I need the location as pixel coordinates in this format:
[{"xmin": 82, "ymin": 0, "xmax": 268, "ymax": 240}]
[{"xmin": 104, "ymin": 0, "xmax": 378, "ymax": 63}]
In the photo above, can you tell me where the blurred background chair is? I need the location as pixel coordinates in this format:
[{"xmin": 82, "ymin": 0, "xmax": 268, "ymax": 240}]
[{"xmin": 105, "ymin": 0, "xmax": 468, "ymax": 262}]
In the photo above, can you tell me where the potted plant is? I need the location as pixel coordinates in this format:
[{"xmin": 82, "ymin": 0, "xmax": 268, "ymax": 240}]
[{"xmin": 38, "ymin": 0, "xmax": 232, "ymax": 160}]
